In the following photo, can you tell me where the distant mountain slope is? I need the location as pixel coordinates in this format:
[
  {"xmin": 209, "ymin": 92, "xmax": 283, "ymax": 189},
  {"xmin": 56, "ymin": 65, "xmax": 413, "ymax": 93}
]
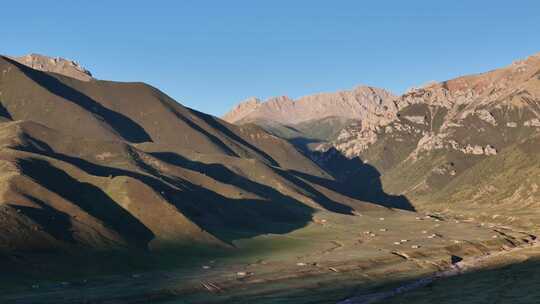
[
  {"xmin": 241, "ymin": 116, "xmax": 356, "ymax": 153},
  {"xmin": 223, "ymin": 86, "xmax": 397, "ymax": 126},
  {"xmin": 223, "ymin": 52, "xmax": 540, "ymax": 231}
]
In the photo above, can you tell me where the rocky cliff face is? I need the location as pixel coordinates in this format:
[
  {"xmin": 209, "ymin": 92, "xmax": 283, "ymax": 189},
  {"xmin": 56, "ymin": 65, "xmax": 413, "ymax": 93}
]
[
  {"xmin": 223, "ymin": 86, "xmax": 397, "ymax": 126},
  {"xmin": 9, "ymin": 53, "xmax": 93, "ymax": 81},
  {"xmin": 325, "ymin": 52, "xmax": 540, "ymax": 160}
]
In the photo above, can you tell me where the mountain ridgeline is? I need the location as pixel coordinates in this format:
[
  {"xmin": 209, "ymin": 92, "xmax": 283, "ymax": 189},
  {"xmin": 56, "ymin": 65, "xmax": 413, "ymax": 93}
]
[{"xmin": 225, "ymin": 52, "xmax": 540, "ymax": 231}]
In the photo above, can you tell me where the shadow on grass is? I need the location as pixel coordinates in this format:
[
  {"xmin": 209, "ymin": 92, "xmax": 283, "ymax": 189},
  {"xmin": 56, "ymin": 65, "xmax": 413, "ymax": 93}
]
[
  {"xmin": 16, "ymin": 158, "xmax": 155, "ymax": 249},
  {"xmin": 299, "ymin": 147, "xmax": 415, "ymax": 211},
  {"xmin": 14, "ymin": 134, "xmax": 347, "ymax": 246},
  {"xmin": 5, "ymin": 247, "xmax": 540, "ymax": 304},
  {"xmin": 150, "ymin": 151, "xmax": 355, "ymax": 215},
  {"xmin": 8, "ymin": 195, "xmax": 77, "ymax": 244}
]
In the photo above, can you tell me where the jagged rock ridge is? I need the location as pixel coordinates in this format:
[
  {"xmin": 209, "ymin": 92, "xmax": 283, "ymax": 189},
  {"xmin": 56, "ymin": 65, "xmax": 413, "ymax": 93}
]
[
  {"xmin": 9, "ymin": 53, "xmax": 93, "ymax": 81},
  {"xmin": 326, "ymin": 52, "xmax": 540, "ymax": 158},
  {"xmin": 223, "ymin": 86, "xmax": 397, "ymax": 126}
]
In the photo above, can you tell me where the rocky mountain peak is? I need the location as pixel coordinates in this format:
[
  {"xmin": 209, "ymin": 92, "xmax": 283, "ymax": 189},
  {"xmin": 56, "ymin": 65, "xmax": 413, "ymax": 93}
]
[
  {"xmin": 223, "ymin": 85, "xmax": 397, "ymax": 125},
  {"xmin": 222, "ymin": 97, "xmax": 262, "ymax": 123},
  {"xmin": 398, "ymin": 52, "xmax": 540, "ymax": 111},
  {"xmin": 9, "ymin": 53, "xmax": 93, "ymax": 81}
]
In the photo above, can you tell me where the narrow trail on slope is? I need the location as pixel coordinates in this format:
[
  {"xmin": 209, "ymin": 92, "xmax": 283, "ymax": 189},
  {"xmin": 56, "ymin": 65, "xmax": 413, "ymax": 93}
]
[{"xmin": 337, "ymin": 231, "xmax": 539, "ymax": 304}]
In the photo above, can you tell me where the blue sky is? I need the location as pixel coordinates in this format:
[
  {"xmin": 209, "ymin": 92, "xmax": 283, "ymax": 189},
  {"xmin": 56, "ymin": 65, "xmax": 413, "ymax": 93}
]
[{"xmin": 1, "ymin": 0, "xmax": 539, "ymax": 116}]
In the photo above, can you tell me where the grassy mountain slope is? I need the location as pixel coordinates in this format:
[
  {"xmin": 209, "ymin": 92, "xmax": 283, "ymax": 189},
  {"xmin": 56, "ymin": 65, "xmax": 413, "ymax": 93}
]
[{"xmin": 0, "ymin": 55, "xmax": 391, "ymax": 258}]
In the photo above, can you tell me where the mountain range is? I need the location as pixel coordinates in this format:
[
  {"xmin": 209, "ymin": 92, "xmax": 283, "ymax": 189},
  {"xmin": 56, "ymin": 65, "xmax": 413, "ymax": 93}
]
[
  {"xmin": 0, "ymin": 52, "xmax": 539, "ymax": 301},
  {"xmin": 224, "ymin": 52, "xmax": 540, "ymax": 231}
]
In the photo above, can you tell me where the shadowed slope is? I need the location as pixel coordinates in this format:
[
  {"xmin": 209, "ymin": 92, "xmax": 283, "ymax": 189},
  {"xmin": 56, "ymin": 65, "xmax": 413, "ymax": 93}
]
[
  {"xmin": 8, "ymin": 195, "xmax": 76, "ymax": 244},
  {"xmin": 0, "ymin": 119, "xmax": 382, "ymax": 252},
  {"xmin": 1, "ymin": 56, "xmax": 152, "ymax": 143},
  {"xmin": 305, "ymin": 148, "xmax": 415, "ymax": 211},
  {"xmin": 150, "ymin": 151, "xmax": 356, "ymax": 215},
  {"xmin": 16, "ymin": 158, "xmax": 155, "ymax": 249}
]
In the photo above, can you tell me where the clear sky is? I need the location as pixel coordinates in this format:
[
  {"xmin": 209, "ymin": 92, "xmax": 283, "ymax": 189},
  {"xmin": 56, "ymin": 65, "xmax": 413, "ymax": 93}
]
[{"xmin": 1, "ymin": 0, "xmax": 539, "ymax": 116}]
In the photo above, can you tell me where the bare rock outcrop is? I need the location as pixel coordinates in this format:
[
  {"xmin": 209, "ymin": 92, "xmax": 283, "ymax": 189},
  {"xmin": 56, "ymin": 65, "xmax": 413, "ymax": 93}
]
[
  {"xmin": 222, "ymin": 97, "xmax": 262, "ymax": 123},
  {"xmin": 323, "ymin": 52, "xmax": 540, "ymax": 160},
  {"xmin": 223, "ymin": 86, "xmax": 397, "ymax": 125},
  {"xmin": 9, "ymin": 53, "xmax": 93, "ymax": 81},
  {"xmin": 524, "ymin": 118, "xmax": 540, "ymax": 127}
]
